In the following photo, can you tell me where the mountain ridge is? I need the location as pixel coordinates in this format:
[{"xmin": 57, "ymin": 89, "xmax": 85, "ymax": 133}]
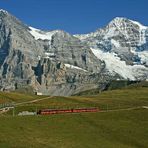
[
  {"xmin": 0, "ymin": 9, "xmax": 147, "ymax": 95},
  {"xmin": 0, "ymin": 9, "xmax": 107, "ymax": 95},
  {"xmin": 75, "ymin": 16, "xmax": 148, "ymax": 81}
]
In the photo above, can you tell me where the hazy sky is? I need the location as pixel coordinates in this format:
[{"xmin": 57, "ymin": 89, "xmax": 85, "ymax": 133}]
[{"xmin": 0, "ymin": 0, "xmax": 148, "ymax": 34}]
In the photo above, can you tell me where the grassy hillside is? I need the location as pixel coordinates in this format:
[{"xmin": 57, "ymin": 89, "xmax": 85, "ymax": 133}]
[
  {"xmin": 0, "ymin": 109, "xmax": 148, "ymax": 148},
  {"xmin": 0, "ymin": 86, "xmax": 148, "ymax": 148},
  {"xmin": 8, "ymin": 86, "xmax": 148, "ymax": 115},
  {"xmin": 0, "ymin": 91, "xmax": 46, "ymax": 104}
]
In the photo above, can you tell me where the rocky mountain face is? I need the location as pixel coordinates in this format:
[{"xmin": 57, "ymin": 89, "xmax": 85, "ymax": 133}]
[
  {"xmin": 0, "ymin": 9, "xmax": 109, "ymax": 95},
  {"xmin": 75, "ymin": 17, "xmax": 148, "ymax": 80},
  {"xmin": 0, "ymin": 10, "xmax": 147, "ymax": 95}
]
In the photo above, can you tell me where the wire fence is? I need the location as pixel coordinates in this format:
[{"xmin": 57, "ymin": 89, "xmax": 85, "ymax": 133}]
[
  {"xmin": 0, "ymin": 103, "xmax": 15, "ymax": 109},
  {"xmin": 0, "ymin": 102, "xmax": 144, "ymax": 117}
]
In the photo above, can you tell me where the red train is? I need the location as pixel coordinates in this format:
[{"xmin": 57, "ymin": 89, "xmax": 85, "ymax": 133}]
[{"xmin": 37, "ymin": 108, "xmax": 99, "ymax": 115}]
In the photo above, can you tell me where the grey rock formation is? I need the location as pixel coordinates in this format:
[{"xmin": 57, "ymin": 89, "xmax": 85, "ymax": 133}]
[{"xmin": 0, "ymin": 10, "xmax": 107, "ymax": 95}]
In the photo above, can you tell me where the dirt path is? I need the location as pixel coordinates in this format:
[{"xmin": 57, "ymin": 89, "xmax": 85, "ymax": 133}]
[
  {"xmin": 99, "ymin": 106, "xmax": 143, "ymax": 113},
  {"xmin": 15, "ymin": 96, "xmax": 53, "ymax": 106}
]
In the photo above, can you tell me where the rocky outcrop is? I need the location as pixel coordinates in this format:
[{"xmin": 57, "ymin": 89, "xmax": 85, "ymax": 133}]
[{"xmin": 0, "ymin": 10, "xmax": 107, "ymax": 95}]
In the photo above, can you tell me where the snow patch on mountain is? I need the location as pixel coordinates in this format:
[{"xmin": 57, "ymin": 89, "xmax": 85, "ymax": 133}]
[
  {"xmin": 91, "ymin": 48, "xmax": 148, "ymax": 80},
  {"xmin": 74, "ymin": 34, "xmax": 90, "ymax": 40},
  {"xmin": 131, "ymin": 49, "xmax": 148, "ymax": 65},
  {"xmin": 65, "ymin": 64, "xmax": 87, "ymax": 72},
  {"xmin": 29, "ymin": 27, "xmax": 59, "ymax": 42},
  {"xmin": 138, "ymin": 51, "xmax": 148, "ymax": 65},
  {"xmin": 104, "ymin": 28, "xmax": 118, "ymax": 39},
  {"xmin": 111, "ymin": 39, "xmax": 120, "ymax": 48}
]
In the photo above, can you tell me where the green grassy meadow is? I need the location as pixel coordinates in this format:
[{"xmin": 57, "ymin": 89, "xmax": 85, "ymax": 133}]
[
  {"xmin": 0, "ymin": 84, "xmax": 148, "ymax": 148},
  {"xmin": 8, "ymin": 87, "xmax": 148, "ymax": 114},
  {"xmin": 0, "ymin": 92, "xmax": 45, "ymax": 104},
  {"xmin": 0, "ymin": 109, "xmax": 148, "ymax": 148}
]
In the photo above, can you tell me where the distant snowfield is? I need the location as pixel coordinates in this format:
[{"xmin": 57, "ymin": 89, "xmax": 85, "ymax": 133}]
[{"xmin": 91, "ymin": 48, "xmax": 148, "ymax": 80}]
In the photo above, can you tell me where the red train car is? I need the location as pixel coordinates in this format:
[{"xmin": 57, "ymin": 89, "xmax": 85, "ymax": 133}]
[
  {"xmin": 37, "ymin": 108, "xmax": 99, "ymax": 115},
  {"xmin": 72, "ymin": 108, "xmax": 99, "ymax": 113}
]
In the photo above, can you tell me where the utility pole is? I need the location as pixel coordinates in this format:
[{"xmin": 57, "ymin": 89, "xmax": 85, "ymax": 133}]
[
  {"xmin": 13, "ymin": 107, "xmax": 15, "ymax": 116},
  {"xmin": 36, "ymin": 106, "xmax": 38, "ymax": 116},
  {"xmin": 107, "ymin": 104, "xmax": 108, "ymax": 111}
]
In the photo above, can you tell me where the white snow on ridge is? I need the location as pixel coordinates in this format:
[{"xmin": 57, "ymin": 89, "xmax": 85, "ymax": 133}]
[
  {"xmin": 74, "ymin": 34, "xmax": 89, "ymax": 40},
  {"xmin": 65, "ymin": 64, "xmax": 87, "ymax": 72},
  {"xmin": 130, "ymin": 20, "xmax": 147, "ymax": 45},
  {"xmin": 0, "ymin": 9, "xmax": 8, "ymax": 14},
  {"xmin": 130, "ymin": 20, "xmax": 147, "ymax": 30},
  {"xmin": 29, "ymin": 26, "xmax": 58, "ymax": 41},
  {"xmin": 74, "ymin": 30, "xmax": 101, "ymax": 40},
  {"xmin": 91, "ymin": 48, "xmax": 148, "ymax": 80}
]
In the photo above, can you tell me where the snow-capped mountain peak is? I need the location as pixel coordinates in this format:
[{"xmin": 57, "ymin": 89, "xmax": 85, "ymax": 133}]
[
  {"xmin": 75, "ymin": 17, "xmax": 148, "ymax": 81},
  {"xmin": 0, "ymin": 9, "xmax": 8, "ymax": 14},
  {"xmin": 109, "ymin": 17, "xmax": 147, "ymax": 29},
  {"xmin": 109, "ymin": 17, "xmax": 127, "ymax": 26}
]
